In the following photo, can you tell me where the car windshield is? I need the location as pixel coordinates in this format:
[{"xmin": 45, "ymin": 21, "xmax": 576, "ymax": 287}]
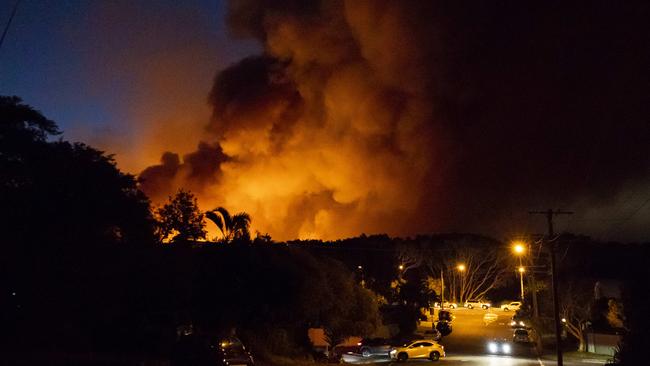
[{"xmin": 514, "ymin": 329, "xmax": 528, "ymax": 335}]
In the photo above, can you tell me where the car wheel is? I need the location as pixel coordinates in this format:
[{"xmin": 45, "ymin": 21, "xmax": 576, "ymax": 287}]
[
  {"xmin": 503, "ymin": 307, "xmax": 509, "ymax": 311},
  {"xmin": 468, "ymin": 305, "xmax": 473, "ymax": 309},
  {"xmin": 482, "ymin": 305, "xmax": 488, "ymax": 310},
  {"xmin": 398, "ymin": 353, "xmax": 408, "ymax": 362},
  {"xmin": 429, "ymin": 351, "xmax": 440, "ymax": 361},
  {"xmin": 361, "ymin": 348, "xmax": 370, "ymax": 357}
]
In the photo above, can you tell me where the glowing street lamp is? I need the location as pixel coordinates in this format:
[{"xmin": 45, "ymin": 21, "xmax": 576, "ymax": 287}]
[
  {"xmin": 512, "ymin": 241, "xmax": 527, "ymax": 301},
  {"xmin": 457, "ymin": 264, "xmax": 466, "ymax": 272},
  {"xmin": 398, "ymin": 264, "xmax": 404, "ymax": 271},
  {"xmin": 513, "ymin": 241, "xmax": 526, "ymax": 255}
]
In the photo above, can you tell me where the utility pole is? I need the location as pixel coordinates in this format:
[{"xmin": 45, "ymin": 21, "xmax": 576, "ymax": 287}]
[
  {"xmin": 528, "ymin": 241, "xmax": 540, "ymax": 318},
  {"xmin": 518, "ymin": 266, "xmax": 525, "ymax": 301},
  {"xmin": 530, "ymin": 209, "xmax": 573, "ymax": 366},
  {"xmin": 440, "ymin": 269, "xmax": 445, "ymax": 309}
]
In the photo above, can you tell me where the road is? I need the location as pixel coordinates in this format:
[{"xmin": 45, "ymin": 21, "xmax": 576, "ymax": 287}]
[{"xmin": 342, "ymin": 307, "xmax": 607, "ymax": 366}]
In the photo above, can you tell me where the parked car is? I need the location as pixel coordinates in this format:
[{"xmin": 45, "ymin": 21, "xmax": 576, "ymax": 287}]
[
  {"xmin": 423, "ymin": 329, "xmax": 442, "ymax": 341},
  {"xmin": 214, "ymin": 336, "xmax": 255, "ymax": 366},
  {"xmin": 486, "ymin": 338, "xmax": 512, "ymax": 355},
  {"xmin": 464, "ymin": 299, "xmax": 491, "ymax": 309},
  {"xmin": 501, "ymin": 301, "xmax": 522, "ymax": 312},
  {"xmin": 390, "ymin": 340, "xmax": 445, "ymax": 362},
  {"xmin": 357, "ymin": 337, "xmax": 392, "ymax": 357},
  {"xmin": 391, "ymin": 334, "xmax": 424, "ymax": 347},
  {"xmin": 172, "ymin": 334, "xmax": 255, "ymax": 366},
  {"xmin": 435, "ymin": 320, "xmax": 452, "ymax": 337},
  {"xmin": 433, "ymin": 301, "xmax": 458, "ymax": 309},
  {"xmin": 437, "ymin": 309, "xmax": 452, "ymax": 321},
  {"xmin": 513, "ymin": 328, "xmax": 531, "ymax": 343}
]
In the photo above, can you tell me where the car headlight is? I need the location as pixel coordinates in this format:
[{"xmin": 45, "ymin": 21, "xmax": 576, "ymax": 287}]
[
  {"xmin": 519, "ymin": 321, "xmax": 525, "ymax": 327},
  {"xmin": 390, "ymin": 349, "xmax": 396, "ymax": 355},
  {"xmin": 502, "ymin": 343, "xmax": 511, "ymax": 354},
  {"xmin": 510, "ymin": 321, "xmax": 516, "ymax": 326},
  {"xmin": 488, "ymin": 342, "xmax": 498, "ymax": 353}
]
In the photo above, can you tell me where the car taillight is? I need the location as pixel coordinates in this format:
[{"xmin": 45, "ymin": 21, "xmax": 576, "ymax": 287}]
[{"xmin": 357, "ymin": 342, "xmax": 362, "ymax": 346}]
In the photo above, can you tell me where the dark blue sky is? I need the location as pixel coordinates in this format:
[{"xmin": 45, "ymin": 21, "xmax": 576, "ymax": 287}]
[{"xmin": 0, "ymin": 0, "xmax": 259, "ymax": 170}]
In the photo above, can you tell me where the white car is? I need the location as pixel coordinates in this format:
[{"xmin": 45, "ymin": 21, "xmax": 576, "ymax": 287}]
[
  {"xmin": 464, "ymin": 299, "xmax": 491, "ymax": 309},
  {"xmin": 501, "ymin": 301, "xmax": 522, "ymax": 312},
  {"xmin": 433, "ymin": 301, "xmax": 458, "ymax": 309},
  {"xmin": 390, "ymin": 340, "xmax": 445, "ymax": 362}
]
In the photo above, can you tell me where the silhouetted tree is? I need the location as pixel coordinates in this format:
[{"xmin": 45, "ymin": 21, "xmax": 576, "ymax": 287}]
[
  {"xmin": 320, "ymin": 258, "xmax": 381, "ymax": 349},
  {"xmin": 1, "ymin": 96, "xmax": 156, "ymax": 353},
  {"xmin": 559, "ymin": 279, "xmax": 593, "ymax": 352},
  {"xmin": 205, "ymin": 207, "xmax": 251, "ymax": 243},
  {"xmin": 156, "ymin": 189, "xmax": 206, "ymax": 243}
]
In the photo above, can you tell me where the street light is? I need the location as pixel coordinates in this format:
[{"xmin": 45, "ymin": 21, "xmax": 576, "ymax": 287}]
[
  {"xmin": 457, "ymin": 264, "xmax": 466, "ymax": 272},
  {"xmin": 513, "ymin": 241, "xmax": 526, "ymax": 255},
  {"xmin": 398, "ymin": 264, "xmax": 404, "ymax": 271},
  {"xmin": 512, "ymin": 241, "xmax": 527, "ymax": 301}
]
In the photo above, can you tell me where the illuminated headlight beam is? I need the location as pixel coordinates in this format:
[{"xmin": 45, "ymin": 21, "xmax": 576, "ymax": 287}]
[{"xmin": 488, "ymin": 342, "xmax": 498, "ymax": 353}]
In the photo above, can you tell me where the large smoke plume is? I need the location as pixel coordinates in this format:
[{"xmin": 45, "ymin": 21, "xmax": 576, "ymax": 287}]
[{"xmin": 140, "ymin": 1, "xmax": 649, "ymax": 241}]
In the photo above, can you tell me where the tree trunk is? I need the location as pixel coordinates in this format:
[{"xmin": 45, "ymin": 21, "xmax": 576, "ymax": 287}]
[{"xmin": 578, "ymin": 331, "xmax": 586, "ymax": 352}]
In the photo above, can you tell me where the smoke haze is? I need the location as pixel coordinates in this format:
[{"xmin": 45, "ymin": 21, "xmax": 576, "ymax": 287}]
[{"xmin": 139, "ymin": 1, "xmax": 649, "ymax": 241}]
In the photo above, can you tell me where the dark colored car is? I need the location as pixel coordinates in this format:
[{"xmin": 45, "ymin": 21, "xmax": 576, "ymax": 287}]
[
  {"xmin": 435, "ymin": 321, "xmax": 452, "ymax": 337},
  {"xmin": 358, "ymin": 337, "xmax": 392, "ymax": 357},
  {"xmin": 391, "ymin": 334, "xmax": 425, "ymax": 347},
  {"xmin": 512, "ymin": 328, "xmax": 531, "ymax": 343},
  {"xmin": 438, "ymin": 310, "xmax": 453, "ymax": 322},
  {"xmin": 171, "ymin": 335, "xmax": 254, "ymax": 366},
  {"xmin": 214, "ymin": 337, "xmax": 255, "ymax": 366}
]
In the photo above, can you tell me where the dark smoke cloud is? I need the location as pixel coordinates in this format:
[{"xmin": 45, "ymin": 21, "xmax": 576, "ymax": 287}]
[
  {"xmin": 139, "ymin": 143, "xmax": 228, "ymax": 203},
  {"xmin": 140, "ymin": 0, "xmax": 650, "ymax": 241}
]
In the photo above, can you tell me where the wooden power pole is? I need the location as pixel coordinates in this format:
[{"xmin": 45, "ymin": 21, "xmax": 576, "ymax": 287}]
[{"xmin": 529, "ymin": 209, "xmax": 573, "ymax": 366}]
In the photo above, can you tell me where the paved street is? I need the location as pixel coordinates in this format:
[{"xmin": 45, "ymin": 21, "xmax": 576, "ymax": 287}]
[
  {"xmin": 342, "ymin": 307, "xmax": 607, "ymax": 366},
  {"xmin": 430, "ymin": 307, "xmax": 532, "ymax": 356}
]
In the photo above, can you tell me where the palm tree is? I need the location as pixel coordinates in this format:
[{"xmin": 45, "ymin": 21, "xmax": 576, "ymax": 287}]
[{"xmin": 205, "ymin": 207, "xmax": 251, "ymax": 243}]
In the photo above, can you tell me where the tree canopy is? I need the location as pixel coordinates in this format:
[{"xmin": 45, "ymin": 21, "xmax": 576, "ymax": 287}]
[
  {"xmin": 156, "ymin": 189, "xmax": 207, "ymax": 243},
  {"xmin": 1, "ymin": 96, "xmax": 156, "ymax": 352},
  {"xmin": 205, "ymin": 206, "xmax": 251, "ymax": 243}
]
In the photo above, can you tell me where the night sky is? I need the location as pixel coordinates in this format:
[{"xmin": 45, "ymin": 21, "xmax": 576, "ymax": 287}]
[
  {"xmin": 0, "ymin": 0, "xmax": 259, "ymax": 169},
  {"xmin": 2, "ymin": 1, "xmax": 648, "ymax": 242}
]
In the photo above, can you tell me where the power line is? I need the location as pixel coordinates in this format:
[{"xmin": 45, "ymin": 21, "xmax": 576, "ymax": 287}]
[{"xmin": 0, "ymin": 0, "xmax": 20, "ymax": 53}]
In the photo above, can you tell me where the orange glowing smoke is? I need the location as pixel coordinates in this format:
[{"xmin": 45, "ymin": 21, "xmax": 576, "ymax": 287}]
[{"xmin": 138, "ymin": 1, "xmax": 447, "ymax": 241}]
